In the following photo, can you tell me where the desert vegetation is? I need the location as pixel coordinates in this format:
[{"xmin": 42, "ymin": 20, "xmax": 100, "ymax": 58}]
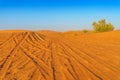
[
  {"xmin": 92, "ymin": 19, "xmax": 114, "ymax": 32},
  {"xmin": 81, "ymin": 19, "xmax": 115, "ymax": 34},
  {"xmin": 82, "ymin": 29, "xmax": 89, "ymax": 33}
]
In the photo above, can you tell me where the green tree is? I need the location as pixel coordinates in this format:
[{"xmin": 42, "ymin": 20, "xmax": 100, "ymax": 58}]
[{"xmin": 92, "ymin": 19, "xmax": 114, "ymax": 32}]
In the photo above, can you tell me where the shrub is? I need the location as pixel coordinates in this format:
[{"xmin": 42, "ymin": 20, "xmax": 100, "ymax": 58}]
[
  {"xmin": 92, "ymin": 19, "xmax": 114, "ymax": 32},
  {"xmin": 82, "ymin": 29, "xmax": 88, "ymax": 33}
]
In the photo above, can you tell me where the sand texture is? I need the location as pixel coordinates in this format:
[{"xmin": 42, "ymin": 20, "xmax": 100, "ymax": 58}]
[{"xmin": 0, "ymin": 30, "xmax": 120, "ymax": 80}]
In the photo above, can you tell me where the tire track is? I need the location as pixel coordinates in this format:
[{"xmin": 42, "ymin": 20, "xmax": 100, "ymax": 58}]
[
  {"xmin": 13, "ymin": 35, "xmax": 52, "ymax": 79},
  {"xmin": 56, "ymin": 41, "xmax": 101, "ymax": 80},
  {"xmin": 49, "ymin": 40, "xmax": 68, "ymax": 80},
  {"xmin": 0, "ymin": 32, "xmax": 29, "ymax": 80},
  {"xmin": 58, "ymin": 42, "xmax": 105, "ymax": 80},
  {"xmin": 25, "ymin": 37, "xmax": 50, "ymax": 52},
  {"xmin": 49, "ymin": 40, "xmax": 56, "ymax": 80},
  {"xmin": 68, "ymin": 39, "xmax": 120, "ymax": 71},
  {"xmin": 67, "ymin": 59, "xmax": 79, "ymax": 80},
  {"xmin": 20, "ymin": 46, "xmax": 52, "ymax": 79},
  {"xmin": 61, "ymin": 40, "xmax": 120, "ymax": 80},
  {"xmin": 30, "ymin": 32, "xmax": 46, "ymax": 41},
  {"xmin": 0, "ymin": 31, "xmax": 120, "ymax": 80},
  {"xmin": 0, "ymin": 33, "xmax": 15, "ymax": 47},
  {"xmin": 62, "ymin": 39, "xmax": 120, "ymax": 74},
  {"xmin": 28, "ymin": 69, "xmax": 37, "ymax": 80}
]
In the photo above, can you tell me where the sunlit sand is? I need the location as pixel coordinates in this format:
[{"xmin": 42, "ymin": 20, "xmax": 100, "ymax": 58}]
[{"xmin": 0, "ymin": 30, "xmax": 120, "ymax": 80}]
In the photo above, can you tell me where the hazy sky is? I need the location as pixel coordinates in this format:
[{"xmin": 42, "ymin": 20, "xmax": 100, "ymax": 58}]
[{"xmin": 0, "ymin": 0, "xmax": 120, "ymax": 31}]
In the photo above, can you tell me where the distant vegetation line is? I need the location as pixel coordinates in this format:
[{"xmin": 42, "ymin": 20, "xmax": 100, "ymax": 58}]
[{"xmin": 82, "ymin": 19, "xmax": 115, "ymax": 33}]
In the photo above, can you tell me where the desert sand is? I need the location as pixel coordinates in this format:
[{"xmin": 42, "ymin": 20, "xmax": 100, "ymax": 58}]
[{"xmin": 0, "ymin": 30, "xmax": 120, "ymax": 80}]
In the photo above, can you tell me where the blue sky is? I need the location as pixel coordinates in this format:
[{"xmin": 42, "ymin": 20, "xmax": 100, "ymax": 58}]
[{"xmin": 0, "ymin": 0, "xmax": 120, "ymax": 31}]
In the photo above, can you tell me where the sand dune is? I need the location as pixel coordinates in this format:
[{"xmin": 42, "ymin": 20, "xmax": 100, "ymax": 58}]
[{"xmin": 0, "ymin": 30, "xmax": 120, "ymax": 80}]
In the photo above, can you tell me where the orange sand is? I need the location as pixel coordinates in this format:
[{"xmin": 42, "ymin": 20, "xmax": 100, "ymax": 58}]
[{"xmin": 0, "ymin": 30, "xmax": 120, "ymax": 80}]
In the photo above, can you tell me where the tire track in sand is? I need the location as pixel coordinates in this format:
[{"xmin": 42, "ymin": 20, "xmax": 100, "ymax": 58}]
[{"xmin": 0, "ymin": 32, "xmax": 29, "ymax": 80}]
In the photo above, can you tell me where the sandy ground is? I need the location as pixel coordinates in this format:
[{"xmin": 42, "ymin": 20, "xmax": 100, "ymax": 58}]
[{"xmin": 0, "ymin": 30, "xmax": 120, "ymax": 80}]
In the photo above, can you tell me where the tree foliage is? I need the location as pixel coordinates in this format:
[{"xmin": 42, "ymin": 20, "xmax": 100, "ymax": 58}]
[{"xmin": 92, "ymin": 19, "xmax": 114, "ymax": 32}]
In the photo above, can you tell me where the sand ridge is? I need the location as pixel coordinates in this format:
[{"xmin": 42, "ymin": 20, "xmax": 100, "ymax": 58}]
[{"xmin": 0, "ymin": 30, "xmax": 120, "ymax": 80}]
